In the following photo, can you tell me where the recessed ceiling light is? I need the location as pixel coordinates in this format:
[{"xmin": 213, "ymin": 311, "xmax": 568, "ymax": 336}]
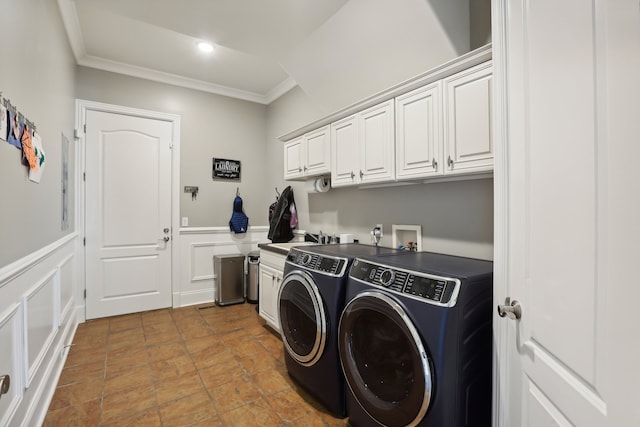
[{"xmin": 197, "ymin": 42, "xmax": 214, "ymax": 53}]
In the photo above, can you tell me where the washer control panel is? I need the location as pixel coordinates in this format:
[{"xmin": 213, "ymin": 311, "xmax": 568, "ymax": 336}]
[
  {"xmin": 350, "ymin": 259, "xmax": 456, "ymax": 304},
  {"xmin": 287, "ymin": 248, "xmax": 347, "ymax": 277}
]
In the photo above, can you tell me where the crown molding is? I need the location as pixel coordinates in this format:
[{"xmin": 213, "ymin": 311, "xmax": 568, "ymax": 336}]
[{"xmin": 56, "ymin": 0, "xmax": 296, "ymax": 105}]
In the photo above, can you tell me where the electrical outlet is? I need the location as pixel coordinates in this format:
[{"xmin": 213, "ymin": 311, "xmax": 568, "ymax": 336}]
[
  {"xmin": 181, "ymin": 217, "xmax": 189, "ymax": 227},
  {"xmin": 184, "ymin": 186, "xmax": 199, "ymax": 193},
  {"xmin": 376, "ymin": 224, "xmax": 383, "ymax": 237}
]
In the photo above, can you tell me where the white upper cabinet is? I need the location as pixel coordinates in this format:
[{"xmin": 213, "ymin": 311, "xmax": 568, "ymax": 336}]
[
  {"xmin": 395, "ymin": 81, "xmax": 442, "ymax": 180},
  {"xmin": 443, "ymin": 61, "xmax": 493, "ymax": 175},
  {"xmin": 331, "ymin": 115, "xmax": 359, "ymax": 186},
  {"xmin": 283, "ymin": 136, "xmax": 304, "ymax": 180},
  {"xmin": 283, "ymin": 47, "xmax": 493, "ymax": 186},
  {"xmin": 359, "ymin": 101, "xmax": 395, "ymax": 184},
  {"xmin": 331, "ymin": 100, "xmax": 395, "ymax": 187},
  {"xmin": 284, "ymin": 125, "xmax": 331, "ymax": 180}
]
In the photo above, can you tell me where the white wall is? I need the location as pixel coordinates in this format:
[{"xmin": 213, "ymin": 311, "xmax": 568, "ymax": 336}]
[
  {"xmin": 0, "ymin": 0, "xmax": 77, "ymax": 268},
  {"xmin": 281, "ymin": 0, "xmax": 471, "ymax": 115}
]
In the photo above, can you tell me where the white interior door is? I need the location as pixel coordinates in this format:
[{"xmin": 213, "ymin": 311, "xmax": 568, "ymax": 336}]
[
  {"xmin": 494, "ymin": 0, "xmax": 640, "ymax": 426},
  {"xmin": 85, "ymin": 110, "xmax": 173, "ymax": 319}
]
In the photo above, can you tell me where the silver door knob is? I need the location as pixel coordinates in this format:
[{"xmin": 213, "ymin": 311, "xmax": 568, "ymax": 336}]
[
  {"xmin": 163, "ymin": 236, "xmax": 170, "ymax": 242},
  {"xmin": 497, "ymin": 297, "xmax": 522, "ymax": 320},
  {"xmin": 447, "ymin": 155, "xmax": 454, "ymax": 168},
  {"xmin": 0, "ymin": 374, "xmax": 10, "ymax": 399},
  {"xmin": 163, "ymin": 228, "xmax": 170, "ymax": 233}
]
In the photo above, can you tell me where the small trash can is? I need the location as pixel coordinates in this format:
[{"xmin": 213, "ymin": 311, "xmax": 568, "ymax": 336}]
[
  {"xmin": 246, "ymin": 251, "xmax": 260, "ymax": 304},
  {"xmin": 214, "ymin": 254, "xmax": 245, "ymax": 306}
]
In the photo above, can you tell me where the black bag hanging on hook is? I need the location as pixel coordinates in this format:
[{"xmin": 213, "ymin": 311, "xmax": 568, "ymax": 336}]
[
  {"xmin": 268, "ymin": 186, "xmax": 296, "ymax": 243},
  {"xmin": 229, "ymin": 191, "xmax": 249, "ymax": 234}
]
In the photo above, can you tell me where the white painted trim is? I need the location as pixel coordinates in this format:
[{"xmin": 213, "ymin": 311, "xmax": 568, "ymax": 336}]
[
  {"xmin": 0, "ymin": 233, "xmax": 77, "ymax": 289},
  {"xmin": 491, "ymin": 0, "xmax": 509, "ymax": 426},
  {"xmin": 175, "ymin": 290, "xmax": 216, "ymax": 308},
  {"xmin": 0, "ymin": 303, "xmax": 24, "ymax": 427},
  {"xmin": 75, "ymin": 99, "xmax": 181, "ymax": 318},
  {"xmin": 179, "ymin": 225, "xmax": 269, "ymax": 235},
  {"xmin": 25, "ymin": 308, "xmax": 78, "ymax": 427},
  {"xmin": 55, "ymin": 254, "xmax": 74, "ymax": 328},
  {"xmin": 22, "ymin": 269, "xmax": 58, "ymax": 387},
  {"xmin": 56, "ymin": 0, "xmax": 293, "ymax": 105}
]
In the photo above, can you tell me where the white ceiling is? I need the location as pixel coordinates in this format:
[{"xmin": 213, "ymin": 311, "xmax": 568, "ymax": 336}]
[{"xmin": 57, "ymin": 0, "xmax": 350, "ymax": 104}]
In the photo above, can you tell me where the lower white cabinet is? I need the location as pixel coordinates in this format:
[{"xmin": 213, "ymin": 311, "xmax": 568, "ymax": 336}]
[{"xmin": 258, "ymin": 250, "xmax": 285, "ymax": 333}]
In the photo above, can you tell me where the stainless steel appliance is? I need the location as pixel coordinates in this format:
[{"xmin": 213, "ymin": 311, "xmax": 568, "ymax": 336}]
[{"xmin": 214, "ymin": 254, "xmax": 245, "ymax": 306}]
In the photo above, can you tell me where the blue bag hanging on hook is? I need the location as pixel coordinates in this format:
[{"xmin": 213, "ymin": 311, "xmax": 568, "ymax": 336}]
[{"xmin": 229, "ymin": 193, "xmax": 249, "ymax": 233}]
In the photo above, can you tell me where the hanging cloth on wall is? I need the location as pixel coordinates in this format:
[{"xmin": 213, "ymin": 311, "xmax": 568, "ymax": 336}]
[
  {"xmin": 229, "ymin": 192, "xmax": 249, "ymax": 234},
  {"xmin": 268, "ymin": 187, "xmax": 280, "ymax": 223},
  {"xmin": 268, "ymin": 185, "xmax": 297, "ymax": 243}
]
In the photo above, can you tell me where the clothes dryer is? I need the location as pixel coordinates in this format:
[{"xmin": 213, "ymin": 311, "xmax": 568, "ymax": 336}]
[
  {"xmin": 338, "ymin": 251, "xmax": 493, "ymax": 427},
  {"xmin": 278, "ymin": 244, "xmax": 400, "ymax": 418}
]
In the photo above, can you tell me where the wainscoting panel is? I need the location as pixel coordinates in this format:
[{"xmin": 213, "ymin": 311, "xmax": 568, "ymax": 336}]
[
  {"xmin": 177, "ymin": 226, "xmax": 268, "ymax": 307},
  {"xmin": 23, "ymin": 269, "xmax": 57, "ymax": 387},
  {"xmin": 0, "ymin": 303, "xmax": 23, "ymax": 426},
  {"xmin": 0, "ymin": 234, "xmax": 78, "ymax": 426}
]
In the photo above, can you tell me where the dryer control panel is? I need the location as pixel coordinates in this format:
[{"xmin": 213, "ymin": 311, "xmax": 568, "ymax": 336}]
[
  {"xmin": 350, "ymin": 259, "xmax": 456, "ymax": 304},
  {"xmin": 287, "ymin": 248, "xmax": 347, "ymax": 277}
]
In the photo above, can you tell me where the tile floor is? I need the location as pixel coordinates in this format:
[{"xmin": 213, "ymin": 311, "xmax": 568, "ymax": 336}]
[{"xmin": 44, "ymin": 303, "xmax": 350, "ymax": 426}]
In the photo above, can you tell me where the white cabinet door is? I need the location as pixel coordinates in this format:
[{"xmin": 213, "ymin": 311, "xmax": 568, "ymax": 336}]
[
  {"xmin": 304, "ymin": 125, "xmax": 331, "ymax": 176},
  {"xmin": 443, "ymin": 61, "xmax": 493, "ymax": 175},
  {"xmin": 258, "ymin": 263, "xmax": 281, "ymax": 332},
  {"xmin": 395, "ymin": 82, "xmax": 442, "ymax": 180},
  {"xmin": 283, "ymin": 137, "xmax": 304, "ymax": 180},
  {"xmin": 360, "ymin": 100, "xmax": 395, "ymax": 184},
  {"xmin": 331, "ymin": 115, "xmax": 359, "ymax": 187}
]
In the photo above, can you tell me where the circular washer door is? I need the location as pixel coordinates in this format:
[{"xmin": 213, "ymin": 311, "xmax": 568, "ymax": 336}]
[
  {"xmin": 338, "ymin": 291, "xmax": 433, "ymax": 427},
  {"xmin": 278, "ymin": 270, "xmax": 327, "ymax": 366}
]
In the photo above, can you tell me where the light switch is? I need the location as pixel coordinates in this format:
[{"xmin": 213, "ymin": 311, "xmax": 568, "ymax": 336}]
[{"xmin": 181, "ymin": 217, "xmax": 189, "ymax": 227}]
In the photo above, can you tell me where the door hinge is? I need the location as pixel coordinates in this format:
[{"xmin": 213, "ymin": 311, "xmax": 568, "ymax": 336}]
[
  {"xmin": 83, "ymin": 237, "xmax": 86, "ymax": 246},
  {"xmin": 84, "ymin": 289, "xmax": 86, "ymax": 299},
  {"xmin": 83, "ymin": 172, "xmax": 86, "ymax": 181},
  {"xmin": 74, "ymin": 124, "xmax": 86, "ymax": 139}
]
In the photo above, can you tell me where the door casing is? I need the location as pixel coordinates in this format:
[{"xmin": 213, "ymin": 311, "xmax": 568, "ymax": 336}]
[{"xmin": 75, "ymin": 99, "xmax": 181, "ymax": 322}]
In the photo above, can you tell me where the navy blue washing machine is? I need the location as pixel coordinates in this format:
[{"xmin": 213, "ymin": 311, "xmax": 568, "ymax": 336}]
[
  {"xmin": 338, "ymin": 251, "xmax": 493, "ymax": 427},
  {"xmin": 278, "ymin": 244, "xmax": 400, "ymax": 418}
]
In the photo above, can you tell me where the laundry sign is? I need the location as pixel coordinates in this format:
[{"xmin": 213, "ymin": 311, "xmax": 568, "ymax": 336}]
[{"xmin": 212, "ymin": 157, "xmax": 241, "ymax": 180}]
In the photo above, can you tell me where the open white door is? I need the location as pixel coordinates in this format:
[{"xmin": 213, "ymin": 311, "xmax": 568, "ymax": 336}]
[
  {"xmin": 84, "ymin": 109, "xmax": 174, "ymax": 319},
  {"xmin": 493, "ymin": 0, "xmax": 640, "ymax": 425}
]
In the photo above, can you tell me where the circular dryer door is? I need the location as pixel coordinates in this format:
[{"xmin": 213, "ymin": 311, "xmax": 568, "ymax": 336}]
[
  {"xmin": 278, "ymin": 270, "xmax": 327, "ymax": 366},
  {"xmin": 338, "ymin": 291, "xmax": 433, "ymax": 427}
]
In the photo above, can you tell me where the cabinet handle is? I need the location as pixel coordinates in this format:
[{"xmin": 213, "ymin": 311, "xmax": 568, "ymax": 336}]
[
  {"xmin": 303, "ymin": 166, "xmax": 307, "ymax": 172},
  {"xmin": 359, "ymin": 170, "xmax": 364, "ymax": 179},
  {"xmin": 433, "ymin": 158, "xmax": 438, "ymax": 170},
  {"xmin": 0, "ymin": 374, "xmax": 10, "ymax": 398},
  {"xmin": 298, "ymin": 167, "xmax": 302, "ymax": 172},
  {"xmin": 350, "ymin": 171, "xmax": 355, "ymax": 179},
  {"xmin": 447, "ymin": 156, "xmax": 454, "ymax": 168}
]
